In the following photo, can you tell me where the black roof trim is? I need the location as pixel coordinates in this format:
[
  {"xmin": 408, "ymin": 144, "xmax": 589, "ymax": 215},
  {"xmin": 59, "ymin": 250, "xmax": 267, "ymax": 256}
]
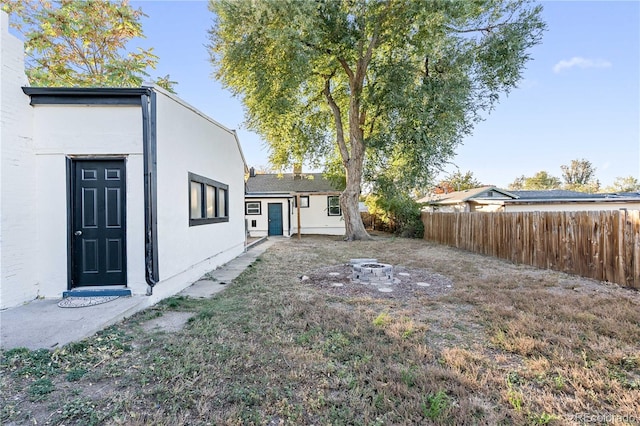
[
  {"xmin": 245, "ymin": 192, "xmax": 294, "ymax": 198},
  {"xmin": 22, "ymin": 87, "xmax": 152, "ymax": 106}
]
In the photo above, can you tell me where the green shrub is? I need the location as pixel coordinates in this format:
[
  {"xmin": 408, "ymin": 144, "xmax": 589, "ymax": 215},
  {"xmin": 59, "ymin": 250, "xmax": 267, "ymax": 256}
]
[{"xmin": 364, "ymin": 193, "xmax": 424, "ymax": 238}]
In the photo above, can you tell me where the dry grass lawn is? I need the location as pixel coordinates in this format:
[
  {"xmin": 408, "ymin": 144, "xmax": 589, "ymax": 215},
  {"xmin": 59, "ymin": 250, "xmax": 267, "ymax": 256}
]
[{"xmin": 1, "ymin": 234, "xmax": 639, "ymax": 425}]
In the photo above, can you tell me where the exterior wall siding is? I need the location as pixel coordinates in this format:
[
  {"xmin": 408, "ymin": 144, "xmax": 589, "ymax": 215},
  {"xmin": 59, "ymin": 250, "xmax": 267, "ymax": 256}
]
[
  {"xmin": 1, "ymin": 12, "xmax": 38, "ymax": 308},
  {"xmin": 245, "ymin": 194, "xmax": 346, "ymax": 237},
  {"xmin": 291, "ymin": 194, "xmax": 345, "ymax": 235},
  {"xmin": 423, "ymin": 205, "xmax": 467, "ymax": 213},
  {"xmin": 245, "ymin": 197, "xmax": 291, "ymax": 238},
  {"xmin": 31, "ymin": 106, "xmax": 146, "ymax": 299},
  {"xmin": 152, "ymin": 89, "xmax": 246, "ymax": 301},
  {"xmin": 1, "ymin": 10, "xmax": 248, "ymax": 308}
]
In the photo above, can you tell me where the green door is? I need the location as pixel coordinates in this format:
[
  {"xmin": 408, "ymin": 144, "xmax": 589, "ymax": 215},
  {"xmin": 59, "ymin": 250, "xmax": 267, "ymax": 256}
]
[{"xmin": 267, "ymin": 203, "xmax": 283, "ymax": 236}]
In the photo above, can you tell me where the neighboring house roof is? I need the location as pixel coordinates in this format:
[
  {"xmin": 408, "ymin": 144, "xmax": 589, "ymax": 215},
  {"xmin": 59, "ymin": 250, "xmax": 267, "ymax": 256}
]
[
  {"xmin": 505, "ymin": 190, "xmax": 640, "ymax": 204},
  {"xmin": 245, "ymin": 173, "xmax": 341, "ymax": 194},
  {"xmin": 509, "ymin": 189, "xmax": 590, "ymax": 199},
  {"xmin": 422, "ymin": 186, "xmax": 640, "ymax": 207},
  {"xmin": 418, "ymin": 186, "xmax": 518, "ymax": 205}
]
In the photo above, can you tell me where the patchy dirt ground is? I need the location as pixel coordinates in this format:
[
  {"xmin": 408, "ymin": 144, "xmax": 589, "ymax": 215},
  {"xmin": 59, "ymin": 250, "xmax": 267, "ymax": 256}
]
[
  {"xmin": 140, "ymin": 311, "xmax": 195, "ymax": 333},
  {"xmin": 2, "ymin": 235, "xmax": 639, "ymax": 426},
  {"xmin": 302, "ymin": 263, "xmax": 455, "ymax": 300}
]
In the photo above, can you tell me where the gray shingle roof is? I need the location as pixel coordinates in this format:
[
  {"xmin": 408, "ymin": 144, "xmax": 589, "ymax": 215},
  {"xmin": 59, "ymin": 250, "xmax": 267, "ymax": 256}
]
[
  {"xmin": 508, "ymin": 190, "xmax": 595, "ymax": 199},
  {"xmin": 506, "ymin": 190, "xmax": 640, "ymax": 201},
  {"xmin": 613, "ymin": 191, "xmax": 640, "ymax": 197},
  {"xmin": 246, "ymin": 173, "xmax": 341, "ymax": 194},
  {"xmin": 419, "ymin": 186, "xmax": 640, "ymax": 206},
  {"xmin": 417, "ymin": 186, "xmax": 517, "ymax": 204}
]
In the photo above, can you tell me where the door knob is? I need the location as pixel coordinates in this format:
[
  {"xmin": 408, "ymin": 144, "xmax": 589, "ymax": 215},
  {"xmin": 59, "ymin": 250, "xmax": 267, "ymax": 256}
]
[{"xmin": 74, "ymin": 230, "xmax": 82, "ymax": 236}]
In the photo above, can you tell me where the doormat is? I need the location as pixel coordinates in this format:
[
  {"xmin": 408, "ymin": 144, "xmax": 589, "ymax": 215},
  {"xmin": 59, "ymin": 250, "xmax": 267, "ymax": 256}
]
[{"xmin": 58, "ymin": 296, "xmax": 120, "ymax": 308}]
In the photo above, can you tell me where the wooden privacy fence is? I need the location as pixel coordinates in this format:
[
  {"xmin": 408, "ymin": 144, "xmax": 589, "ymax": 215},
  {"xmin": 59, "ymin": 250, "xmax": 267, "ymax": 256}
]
[{"xmin": 422, "ymin": 210, "xmax": 640, "ymax": 289}]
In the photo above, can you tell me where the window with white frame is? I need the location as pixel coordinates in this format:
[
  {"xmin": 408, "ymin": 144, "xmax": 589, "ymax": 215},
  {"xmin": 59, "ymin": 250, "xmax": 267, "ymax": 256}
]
[
  {"xmin": 189, "ymin": 172, "xmax": 229, "ymax": 226},
  {"xmin": 327, "ymin": 195, "xmax": 341, "ymax": 216},
  {"xmin": 245, "ymin": 201, "xmax": 261, "ymax": 215}
]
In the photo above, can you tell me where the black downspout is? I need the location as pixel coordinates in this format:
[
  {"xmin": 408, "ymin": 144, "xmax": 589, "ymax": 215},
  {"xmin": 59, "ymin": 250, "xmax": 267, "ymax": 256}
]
[
  {"xmin": 287, "ymin": 199, "xmax": 291, "ymax": 236},
  {"xmin": 142, "ymin": 89, "xmax": 159, "ymax": 294}
]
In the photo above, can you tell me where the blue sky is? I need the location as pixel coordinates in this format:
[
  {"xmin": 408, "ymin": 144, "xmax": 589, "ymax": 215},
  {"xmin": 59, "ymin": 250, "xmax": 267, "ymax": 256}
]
[{"xmin": 133, "ymin": 0, "xmax": 639, "ymax": 189}]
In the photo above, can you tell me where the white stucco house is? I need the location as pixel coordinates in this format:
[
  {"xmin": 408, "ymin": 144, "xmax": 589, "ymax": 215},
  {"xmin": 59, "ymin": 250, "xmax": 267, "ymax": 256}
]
[
  {"xmin": 419, "ymin": 186, "xmax": 640, "ymax": 213},
  {"xmin": 0, "ymin": 12, "xmax": 247, "ymax": 309},
  {"xmin": 244, "ymin": 168, "xmax": 345, "ymax": 237}
]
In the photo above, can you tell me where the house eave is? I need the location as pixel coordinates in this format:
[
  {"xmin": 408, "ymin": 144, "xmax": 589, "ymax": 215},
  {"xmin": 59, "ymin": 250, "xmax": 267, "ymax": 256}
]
[
  {"xmin": 22, "ymin": 86, "xmax": 151, "ymax": 105},
  {"xmin": 469, "ymin": 200, "xmax": 506, "ymax": 206},
  {"xmin": 427, "ymin": 186, "xmax": 520, "ymax": 205},
  {"xmin": 245, "ymin": 193, "xmax": 294, "ymax": 198},
  {"xmin": 245, "ymin": 191, "xmax": 341, "ymax": 198}
]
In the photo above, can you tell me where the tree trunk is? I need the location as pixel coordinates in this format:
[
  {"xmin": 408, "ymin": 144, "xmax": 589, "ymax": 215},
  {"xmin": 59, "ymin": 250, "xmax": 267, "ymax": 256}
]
[
  {"xmin": 340, "ymin": 65, "xmax": 372, "ymax": 241},
  {"xmin": 341, "ymin": 159, "xmax": 371, "ymax": 241},
  {"xmin": 327, "ymin": 46, "xmax": 375, "ymax": 241}
]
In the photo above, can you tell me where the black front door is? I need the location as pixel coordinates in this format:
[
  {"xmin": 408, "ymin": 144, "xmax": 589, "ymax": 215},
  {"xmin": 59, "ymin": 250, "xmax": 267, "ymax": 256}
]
[{"xmin": 71, "ymin": 159, "xmax": 127, "ymax": 287}]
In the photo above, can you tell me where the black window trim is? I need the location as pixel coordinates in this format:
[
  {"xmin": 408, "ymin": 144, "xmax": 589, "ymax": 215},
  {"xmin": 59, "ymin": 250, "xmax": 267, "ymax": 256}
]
[
  {"xmin": 245, "ymin": 201, "xmax": 262, "ymax": 215},
  {"xmin": 189, "ymin": 172, "xmax": 229, "ymax": 226},
  {"xmin": 294, "ymin": 195, "xmax": 310, "ymax": 208},
  {"xmin": 327, "ymin": 195, "xmax": 341, "ymax": 216}
]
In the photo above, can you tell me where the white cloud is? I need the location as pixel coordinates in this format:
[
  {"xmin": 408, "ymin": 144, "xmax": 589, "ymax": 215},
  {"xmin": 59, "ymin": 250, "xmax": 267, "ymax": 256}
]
[{"xmin": 553, "ymin": 56, "xmax": 612, "ymax": 73}]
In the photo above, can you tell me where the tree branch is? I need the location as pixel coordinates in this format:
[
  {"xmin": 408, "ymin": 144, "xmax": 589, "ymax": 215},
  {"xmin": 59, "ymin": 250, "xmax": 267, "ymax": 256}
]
[
  {"xmin": 445, "ymin": 25, "xmax": 495, "ymax": 34},
  {"xmin": 302, "ymin": 40, "xmax": 334, "ymax": 56},
  {"xmin": 445, "ymin": 9, "xmax": 516, "ymax": 35},
  {"xmin": 322, "ymin": 76, "xmax": 350, "ymax": 165},
  {"xmin": 337, "ymin": 57, "xmax": 354, "ymax": 82},
  {"xmin": 367, "ymin": 102, "xmax": 383, "ymax": 138}
]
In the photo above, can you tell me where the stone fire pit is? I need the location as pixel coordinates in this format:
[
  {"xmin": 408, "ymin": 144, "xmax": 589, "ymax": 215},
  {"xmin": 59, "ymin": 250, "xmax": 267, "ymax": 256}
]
[
  {"xmin": 300, "ymin": 261, "xmax": 455, "ymax": 299},
  {"xmin": 351, "ymin": 258, "xmax": 394, "ymax": 284}
]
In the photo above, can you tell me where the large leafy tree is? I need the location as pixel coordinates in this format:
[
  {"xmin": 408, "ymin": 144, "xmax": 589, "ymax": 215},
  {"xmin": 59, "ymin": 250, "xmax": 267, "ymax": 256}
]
[
  {"xmin": 509, "ymin": 171, "xmax": 561, "ymax": 190},
  {"xmin": 434, "ymin": 170, "xmax": 482, "ymax": 194},
  {"xmin": 560, "ymin": 158, "xmax": 599, "ymax": 192},
  {"xmin": 209, "ymin": 0, "xmax": 545, "ymax": 240},
  {"xmin": 605, "ymin": 176, "xmax": 640, "ymax": 193},
  {"xmin": 1, "ymin": 0, "xmax": 175, "ymax": 91}
]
